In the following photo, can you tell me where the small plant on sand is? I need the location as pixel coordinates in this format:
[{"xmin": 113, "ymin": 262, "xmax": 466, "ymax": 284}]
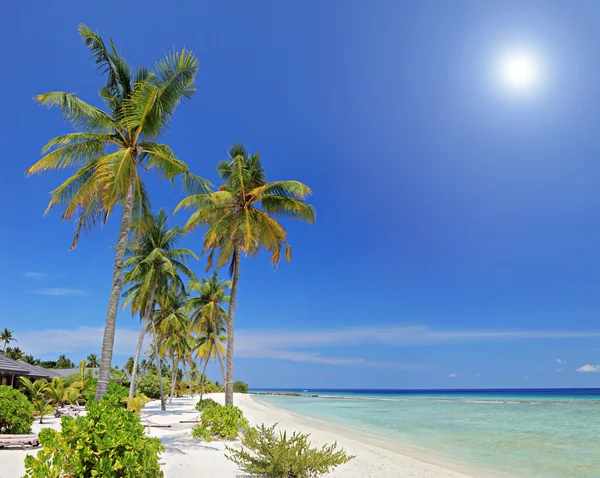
[
  {"xmin": 195, "ymin": 397, "xmax": 220, "ymax": 412},
  {"xmin": 0, "ymin": 385, "xmax": 35, "ymax": 434},
  {"xmin": 226, "ymin": 423, "xmax": 354, "ymax": 478},
  {"xmin": 23, "ymin": 395, "xmax": 164, "ymax": 477},
  {"xmin": 32, "ymin": 398, "xmax": 54, "ymax": 424},
  {"xmin": 123, "ymin": 392, "xmax": 151, "ymax": 413},
  {"xmin": 191, "ymin": 404, "xmax": 248, "ymax": 442}
]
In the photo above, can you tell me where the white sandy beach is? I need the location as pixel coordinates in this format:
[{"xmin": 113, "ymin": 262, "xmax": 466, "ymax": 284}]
[{"xmin": 1, "ymin": 393, "xmax": 482, "ymax": 478}]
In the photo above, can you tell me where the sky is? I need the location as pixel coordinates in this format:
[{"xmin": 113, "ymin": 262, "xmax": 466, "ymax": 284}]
[{"xmin": 2, "ymin": 0, "xmax": 600, "ymax": 389}]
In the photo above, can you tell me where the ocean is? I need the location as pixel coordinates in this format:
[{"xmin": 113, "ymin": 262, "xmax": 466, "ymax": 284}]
[{"xmin": 251, "ymin": 389, "xmax": 600, "ymax": 477}]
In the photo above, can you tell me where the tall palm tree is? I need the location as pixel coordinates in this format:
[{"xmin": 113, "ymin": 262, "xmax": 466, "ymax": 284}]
[
  {"xmin": 122, "ymin": 210, "xmax": 197, "ymax": 403},
  {"xmin": 26, "ymin": 24, "xmax": 202, "ymax": 400},
  {"xmin": 186, "ymin": 273, "xmax": 230, "ymax": 384},
  {"xmin": 156, "ymin": 291, "xmax": 192, "ymax": 403},
  {"xmin": 86, "ymin": 353, "xmax": 99, "ymax": 368},
  {"xmin": 196, "ymin": 321, "xmax": 227, "ymax": 402},
  {"xmin": 175, "ymin": 144, "xmax": 315, "ymax": 405},
  {"xmin": 1, "ymin": 328, "xmax": 16, "ymax": 352}
]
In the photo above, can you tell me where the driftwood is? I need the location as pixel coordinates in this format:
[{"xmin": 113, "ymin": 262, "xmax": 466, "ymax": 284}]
[
  {"xmin": 0, "ymin": 434, "xmax": 39, "ymax": 449},
  {"xmin": 55, "ymin": 404, "xmax": 85, "ymax": 419}
]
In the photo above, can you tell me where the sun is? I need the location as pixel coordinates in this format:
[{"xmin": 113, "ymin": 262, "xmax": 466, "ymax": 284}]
[{"xmin": 498, "ymin": 51, "xmax": 541, "ymax": 92}]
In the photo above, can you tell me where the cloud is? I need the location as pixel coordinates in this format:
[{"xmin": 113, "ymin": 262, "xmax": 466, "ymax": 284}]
[
  {"xmin": 474, "ymin": 373, "xmax": 480, "ymax": 377},
  {"xmin": 523, "ymin": 376, "xmax": 529, "ymax": 379},
  {"xmin": 13, "ymin": 326, "xmax": 419, "ymax": 369},
  {"xmin": 23, "ymin": 272, "xmax": 47, "ymax": 279},
  {"xmin": 30, "ymin": 288, "xmax": 86, "ymax": 297},
  {"xmin": 448, "ymin": 373, "xmax": 458, "ymax": 378},
  {"xmin": 15, "ymin": 327, "xmax": 146, "ymax": 356},
  {"xmin": 556, "ymin": 369, "xmax": 563, "ymax": 373},
  {"xmin": 577, "ymin": 364, "xmax": 600, "ymax": 373},
  {"xmin": 556, "ymin": 358, "xmax": 566, "ymax": 364},
  {"xmin": 235, "ymin": 325, "xmax": 600, "ymax": 351}
]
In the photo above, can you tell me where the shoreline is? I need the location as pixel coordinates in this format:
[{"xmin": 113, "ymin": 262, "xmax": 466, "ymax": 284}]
[{"xmin": 245, "ymin": 393, "xmax": 501, "ymax": 478}]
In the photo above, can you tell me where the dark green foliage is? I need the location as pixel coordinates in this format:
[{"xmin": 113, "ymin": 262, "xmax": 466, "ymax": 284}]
[
  {"xmin": 138, "ymin": 374, "xmax": 163, "ymax": 399},
  {"xmin": 191, "ymin": 405, "xmax": 248, "ymax": 442},
  {"xmin": 110, "ymin": 367, "xmax": 130, "ymax": 386},
  {"xmin": 195, "ymin": 398, "xmax": 220, "ymax": 412},
  {"xmin": 23, "ymin": 395, "xmax": 164, "ymax": 477},
  {"xmin": 226, "ymin": 423, "xmax": 354, "ymax": 477},
  {"xmin": 233, "ymin": 381, "xmax": 249, "ymax": 393},
  {"xmin": 0, "ymin": 386, "xmax": 35, "ymax": 434}
]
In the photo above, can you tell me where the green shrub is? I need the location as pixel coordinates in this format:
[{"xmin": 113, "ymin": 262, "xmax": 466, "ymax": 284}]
[
  {"xmin": 0, "ymin": 385, "xmax": 35, "ymax": 434},
  {"xmin": 138, "ymin": 374, "xmax": 163, "ymax": 399},
  {"xmin": 23, "ymin": 395, "xmax": 164, "ymax": 477},
  {"xmin": 226, "ymin": 423, "xmax": 354, "ymax": 477},
  {"xmin": 106, "ymin": 382, "xmax": 129, "ymax": 407},
  {"xmin": 191, "ymin": 405, "xmax": 248, "ymax": 442},
  {"xmin": 233, "ymin": 381, "xmax": 249, "ymax": 393},
  {"xmin": 203, "ymin": 381, "xmax": 224, "ymax": 393},
  {"xmin": 195, "ymin": 398, "xmax": 220, "ymax": 412}
]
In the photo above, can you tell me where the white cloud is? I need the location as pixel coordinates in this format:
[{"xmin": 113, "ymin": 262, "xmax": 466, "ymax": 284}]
[
  {"xmin": 30, "ymin": 288, "xmax": 86, "ymax": 297},
  {"xmin": 523, "ymin": 376, "xmax": 529, "ymax": 379},
  {"xmin": 448, "ymin": 373, "xmax": 458, "ymax": 378},
  {"xmin": 474, "ymin": 373, "xmax": 480, "ymax": 377},
  {"xmin": 23, "ymin": 272, "xmax": 47, "ymax": 279},
  {"xmin": 577, "ymin": 364, "xmax": 600, "ymax": 373},
  {"xmin": 556, "ymin": 358, "xmax": 566, "ymax": 364},
  {"xmin": 556, "ymin": 369, "xmax": 563, "ymax": 373}
]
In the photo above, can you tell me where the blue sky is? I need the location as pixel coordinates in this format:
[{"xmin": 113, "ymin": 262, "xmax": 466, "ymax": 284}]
[{"xmin": 2, "ymin": 0, "xmax": 600, "ymax": 388}]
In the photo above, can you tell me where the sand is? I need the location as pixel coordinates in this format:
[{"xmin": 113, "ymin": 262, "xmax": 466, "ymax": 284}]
[{"xmin": 1, "ymin": 393, "xmax": 481, "ymax": 478}]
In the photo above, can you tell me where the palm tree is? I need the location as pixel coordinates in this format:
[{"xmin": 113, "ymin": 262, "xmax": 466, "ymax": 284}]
[
  {"xmin": 156, "ymin": 290, "xmax": 192, "ymax": 404},
  {"xmin": 5, "ymin": 347, "xmax": 24, "ymax": 361},
  {"xmin": 26, "ymin": 24, "xmax": 202, "ymax": 401},
  {"xmin": 0, "ymin": 328, "xmax": 16, "ymax": 352},
  {"xmin": 86, "ymin": 354, "xmax": 99, "ymax": 368},
  {"xmin": 122, "ymin": 210, "xmax": 197, "ymax": 402},
  {"xmin": 186, "ymin": 272, "xmax": 230, "ymax": 386},
  {"xmin": 196, "ymin": 321, "xmax": 227, "ymax": 402},
  {"xmin": 56, "ymin": 355, "xmax": 74, "ymax": 369},
  {"xmin": 175, "ymin": 144, "xmax": 315, "ymax": 405}
]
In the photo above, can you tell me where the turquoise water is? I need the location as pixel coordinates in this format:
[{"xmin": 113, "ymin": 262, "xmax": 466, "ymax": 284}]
[{"xmin": 252, "ymin": 389, "xmax": 600, "ymax": 477}]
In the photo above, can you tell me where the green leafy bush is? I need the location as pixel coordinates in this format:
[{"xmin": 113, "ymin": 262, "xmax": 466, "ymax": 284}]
[
  {"xmin": 233, "ymin": 381, "xmax": 249, "ymax": 393},
  {"xmin": 195, "ymin": 398, "xmax": 220, "ymax": 412},
  {"xmin": 106, "ymin": 382, "xmax": 129, "ymax": 407},
  {"xmin": 0, "ymin": 385, "xmax": 35, "ymax": 434},
  {"xmin": 23, "ymin": 395, "xmax": 164, "ymax": 477},
  {"xmin": 138, "ymin": 374, "xmax": 163, "ymax": 399},
  {"xmin": 191, "ymin": 405, "xmax": 248, "ymax": 442},
  {"xmin": 226, "ymin": 423, "xmax": 354, "ymax": 477}
]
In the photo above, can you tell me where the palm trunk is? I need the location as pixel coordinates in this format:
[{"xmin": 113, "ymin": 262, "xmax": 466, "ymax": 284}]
[
  {"xmin": 225, "ymin": 245, "xmax": 240, "ymax": 406},
  {"xmin": 128, "ymin": 321, "xmax": 148, "ymax": 399},
  {"xmin": 216, "ymin": 345, "xmax": 226, "ymax": 384},
  {"xmin": 95, "ymin": 175, "xmax": 136, "ymax": 401},
  {"xmin": 199, "ymin": 354, "xmax": 210, "ymax": 403},
  {"xmin": 170, "ymin": 358, "xmax": 177, "ymax": 403},
  {"xmin": 151, "ymin": 319, "xmax": 166, "ymax": 411}
]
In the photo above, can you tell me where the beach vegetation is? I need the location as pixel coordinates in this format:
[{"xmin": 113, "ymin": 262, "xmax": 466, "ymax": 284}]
[
  {"xmin": 226, "ymin": 423, "xmax": 354, "ymax": 477},
  {"xmin": 26, "ymin": 23, "xmax": 201, "ymax": 401},
  {"xmin": 23, "ymin": 395, "xmax": 164, "ymax": 477},
  {"xmin": 176, "ymin": 144, "xmax": 315, "ymax": 405},
  {"xmin": 195, "ymin": 397, "xmax": 220, "ymax": 412},
  {"xmin": 233, "ymin": 381, "xmax": 249, "ymax": 393},
  {"xmin": 191, "ymin": 404, "xmax": 248, "ymax": 441},
  {"xmin": 138, "ymin": 374, "xmax": 164, "ymax": 399},
  {"xmin": 0, "ymin": 385, "xmax": 35, "ymax": 434},
  {"xmin": 122, "ymin": 392, "xmax": 151, "ymax": 413}
]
